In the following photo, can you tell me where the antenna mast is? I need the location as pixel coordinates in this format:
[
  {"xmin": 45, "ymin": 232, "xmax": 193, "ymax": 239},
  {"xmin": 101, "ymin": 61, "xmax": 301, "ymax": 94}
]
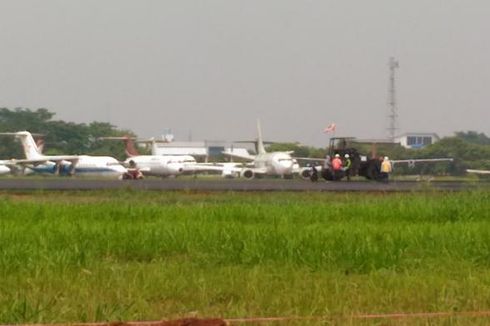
[{"xmin": 387, "ymin": 57, "xmax": 399, "ymax": 142}]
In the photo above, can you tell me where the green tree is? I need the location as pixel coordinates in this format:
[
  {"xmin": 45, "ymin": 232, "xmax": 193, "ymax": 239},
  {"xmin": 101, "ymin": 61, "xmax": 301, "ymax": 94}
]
[
  {"xmin": 0, "ymin": 108, "xmax": 136, "ymax": 160},
  {"xmin": 455, "ymin": 131, "xmax": 490, "ymax": 145}
]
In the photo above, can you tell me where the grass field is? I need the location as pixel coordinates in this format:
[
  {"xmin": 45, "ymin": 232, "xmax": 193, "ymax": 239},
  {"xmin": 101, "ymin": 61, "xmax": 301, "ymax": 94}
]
[{"xmin": 0, "ymin": 190, "xmax": 489, "ymax": 324}]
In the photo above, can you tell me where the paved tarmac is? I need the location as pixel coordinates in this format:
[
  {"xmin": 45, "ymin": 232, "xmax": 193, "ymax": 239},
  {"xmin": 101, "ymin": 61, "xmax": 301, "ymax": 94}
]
[{"xmin": 0, "ymin": 178, "xmax": 485, "ymax": 192}]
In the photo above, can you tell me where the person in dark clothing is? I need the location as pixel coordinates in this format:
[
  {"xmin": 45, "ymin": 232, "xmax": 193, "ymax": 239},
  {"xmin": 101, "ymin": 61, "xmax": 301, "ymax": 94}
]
[{"xmin": 343, "ymin": 154, "xmax": 352, "ymax": 181}]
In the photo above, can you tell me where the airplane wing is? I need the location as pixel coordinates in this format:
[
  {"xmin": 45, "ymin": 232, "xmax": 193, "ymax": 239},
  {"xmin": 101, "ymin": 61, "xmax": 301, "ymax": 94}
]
[
  {"xmin": 43, "ymin": 155, "xmax": 80, "ymax": 162},
  {"xmin": 2, "ymin": 158, "xmax": 51, "ymax": 166},
  {"xmin": 222, "ymin": 150, "xmax": 256, "ymax": 161},
  {"xmin": 294, "ymin": 157, "xmax": 326, "ymax": 163},
  {"xmin": 184, "ymin": 162, "xmax": 240, "ymax": 171},
  {"xmin": 4, "ymin": 156, "xmax": 80, "ymax": 165},
  {"xmin": 5, "ymin": 155, "xmax": 79, "ymax": 163},
  {"xmin": 466, "ymin": 169, "xmax": 490, "ymax": 175},
  {"xmin": 391, "ymin": 158, "xmax": 453, "ymax": 167},
  {"xmin": 182, "ymin": 164, "xmax": 225, "ymax": 173},
  {"xmin": 295, "ymin": 157, "xmax": 454, "ymax": 166},
  {"xmin": 183, "ymin": 163, "xmax": 243, "ymax": 177},
  {"xmin": 246, "ymin": 167, "xmax": 268, "ymax": 175}
]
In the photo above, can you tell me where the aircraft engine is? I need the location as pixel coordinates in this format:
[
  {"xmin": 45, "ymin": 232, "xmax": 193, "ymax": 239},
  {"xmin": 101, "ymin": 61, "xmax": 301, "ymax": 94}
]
[
  {"xmin": 241, "ymin": 169, "xmax": 255, "ymax": 179},
  {"xmin": 300, "ymin": 168, "xmax": 312, "ymax": 180},
  {"xmin": 299, "ymin": 166, "xmax": 322, "ymax": 180}
]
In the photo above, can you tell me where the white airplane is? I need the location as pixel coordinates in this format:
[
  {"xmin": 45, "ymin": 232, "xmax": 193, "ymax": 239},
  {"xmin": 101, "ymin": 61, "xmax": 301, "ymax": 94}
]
[
  {"xmin": 147, "ymin": 140, "xmax": 243, "ymax": 177},
  {"xmin": 99, "ymin": 136, "xmax": 187, "ymax": 177},
  {"xmin": 2, "ymin": 131, "xmax": 127, "ymax": 178},
  {"xmin": 223, "ymin": 120, "xmax": 295, "ymax": 179},
  {"xmin": 0, "ymin": 161, "xmax": 11, "ymax": 175},
  {"xmin": 100, "ymin": 136, "xmax": 230, "ymax": 178}
]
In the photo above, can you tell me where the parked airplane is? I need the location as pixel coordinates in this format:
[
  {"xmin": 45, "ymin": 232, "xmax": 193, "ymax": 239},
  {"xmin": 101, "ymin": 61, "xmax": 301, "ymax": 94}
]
[
  {"xmin": 1, "ymin": 131, "xmax": 127, "ymax": 178},
  {"xmin": 99, "ymin": 136, "xmax": 188, "ymax": 177},
  {"xmin": 223, "ymin": 121, "xmax": 295, "ymax": 179},
  {"xmin": 99, "ymin": 136, "xmax": 230, "ymax": 178}
]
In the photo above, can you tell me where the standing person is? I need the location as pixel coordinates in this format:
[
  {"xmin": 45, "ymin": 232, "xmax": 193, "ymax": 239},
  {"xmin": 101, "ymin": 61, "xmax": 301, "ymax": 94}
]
[
  {"xmin": 324, "ymin": 155, "xmax": 332, "ymax": 171},
  {"xmin": 375, "ymin": 156, "xmax": 384, "ymax": 180},
  {"xmin": 321, "ymin": 154, "xmax": 333, "ymax": 180},
  {"xmin": 309, "ymin": 164, "xmax": 319, "ymax": 182},
  {"xmin": 380, "ymin": 156, "xmax": 392, "ymax": 182},
  {"xmin": 331, "ymin": 154, "xmax": 343, "ymax": 180},
  {"xmin": 343, "ymin": 154, "xmax": 352, "ymax": 181}
]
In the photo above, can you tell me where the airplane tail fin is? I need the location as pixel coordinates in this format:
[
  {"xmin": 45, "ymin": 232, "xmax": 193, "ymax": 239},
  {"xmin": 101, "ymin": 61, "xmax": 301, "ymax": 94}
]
[
  {"xmin": 150, "ymin": 138, "xmax": 158, "ymax": 156},
  {"xmin": 35, "ymin": 138, "xmax": 45, "ymax": 154},
  {"xmin": 256, "ymin": 119, "xmax": 266, "ymax": 155},
  {"xmin": 15, "ymin": 131, "xmax": 42, "ymax": 159},
  {"xmin": 98, "ymin": 136, "xmax": 140, "ymax": 157},
  {"xmin": 123, "ymin": 137, "xmax": 139, "ymax": 157}
]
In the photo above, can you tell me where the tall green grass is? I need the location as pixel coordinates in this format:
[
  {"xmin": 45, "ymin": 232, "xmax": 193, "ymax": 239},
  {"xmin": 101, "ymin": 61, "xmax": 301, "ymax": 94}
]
[{"xmin": 0, "ymin": 191, "xmax": 489, "ymax": 323}]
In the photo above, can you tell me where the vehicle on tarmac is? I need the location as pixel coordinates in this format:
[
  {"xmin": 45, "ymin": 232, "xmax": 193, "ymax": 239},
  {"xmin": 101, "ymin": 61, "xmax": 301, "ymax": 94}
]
[{"xmin": 301, "ymin": 137, "xmax": 454, "ymax": 182}]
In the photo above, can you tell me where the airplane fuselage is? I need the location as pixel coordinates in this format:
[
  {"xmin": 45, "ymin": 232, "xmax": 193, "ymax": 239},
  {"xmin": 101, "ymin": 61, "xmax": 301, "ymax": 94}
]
[
  {"xmin": 28, "ymin": 156, "xmax": 126, "ymax": 178},
  {"xmin": 253, "ymin": 152, "xmax": 294, "ymax": 176},
  {"xmin": 124, "ymin": 155, "xmax": 186, "ymax": 177},
  {"xmin": 0, "ymin": 165, "xmax": 10, "ymax": 175}
]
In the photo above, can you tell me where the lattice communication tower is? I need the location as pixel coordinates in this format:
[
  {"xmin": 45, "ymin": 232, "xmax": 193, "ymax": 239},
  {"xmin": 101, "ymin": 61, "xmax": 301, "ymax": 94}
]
[{"xmin": 387, "ymin": 57, "xmax": 399, "ymax": 142}]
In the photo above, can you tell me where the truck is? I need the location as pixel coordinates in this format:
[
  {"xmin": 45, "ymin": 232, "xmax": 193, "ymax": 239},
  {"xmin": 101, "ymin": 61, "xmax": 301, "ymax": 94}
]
[{"xmin": 306, "ymin": 137, "xmax": 453, "ymax": 182}]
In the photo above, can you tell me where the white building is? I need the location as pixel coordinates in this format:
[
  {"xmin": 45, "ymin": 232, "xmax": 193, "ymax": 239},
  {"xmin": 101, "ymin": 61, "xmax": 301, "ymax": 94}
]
[{"xmin": 394, "ymin": 132, "xmax": 440, "ymax": 149}]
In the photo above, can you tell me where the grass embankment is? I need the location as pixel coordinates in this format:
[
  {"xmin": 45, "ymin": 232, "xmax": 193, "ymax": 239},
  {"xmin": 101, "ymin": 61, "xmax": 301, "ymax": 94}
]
[{"xmin": 0, "ymin": 191, "xmax": 489, "ymax": 324}]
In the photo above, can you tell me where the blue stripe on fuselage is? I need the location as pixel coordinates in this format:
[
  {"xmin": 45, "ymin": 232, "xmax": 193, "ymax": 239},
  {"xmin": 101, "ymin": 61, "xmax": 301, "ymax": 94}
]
[{"xmin": 30, "ymin": 165, "xmax": 118, "ymax": 175}]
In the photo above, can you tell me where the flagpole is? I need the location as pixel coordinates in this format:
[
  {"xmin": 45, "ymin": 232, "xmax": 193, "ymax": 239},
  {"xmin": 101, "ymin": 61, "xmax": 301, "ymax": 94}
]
[{"xmin": 323, "ymin": 123, "xmax": 336, "ymax": 155}]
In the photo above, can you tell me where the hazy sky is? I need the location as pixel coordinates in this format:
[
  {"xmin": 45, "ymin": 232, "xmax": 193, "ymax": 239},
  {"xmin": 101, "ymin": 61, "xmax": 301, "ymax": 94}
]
[{"xmin": 0, "ymin": 1, "xmax": 488, "ymax": 146}]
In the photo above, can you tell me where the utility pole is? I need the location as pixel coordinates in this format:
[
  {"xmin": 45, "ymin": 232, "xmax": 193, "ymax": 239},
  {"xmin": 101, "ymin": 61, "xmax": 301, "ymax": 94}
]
[{"xmin": 387, "ymin": 57, "xmax": 399, "ymax": 142}]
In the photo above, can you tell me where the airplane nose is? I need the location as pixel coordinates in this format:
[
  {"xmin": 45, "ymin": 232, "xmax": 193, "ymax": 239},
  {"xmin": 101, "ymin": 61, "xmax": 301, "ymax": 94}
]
[
  {"xmin": 276, "ymin": 165, "xmax": 293, "ymax": 175},
  {"xmin": 116, "ymin": 165, "xmax": 127, "ymax": 174}
]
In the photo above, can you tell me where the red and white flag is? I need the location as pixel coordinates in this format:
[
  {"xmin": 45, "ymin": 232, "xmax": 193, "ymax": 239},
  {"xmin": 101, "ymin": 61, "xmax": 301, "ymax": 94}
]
[{"xmin": 323, "ymin": 123, "xmax": 336, "ymax": 134}]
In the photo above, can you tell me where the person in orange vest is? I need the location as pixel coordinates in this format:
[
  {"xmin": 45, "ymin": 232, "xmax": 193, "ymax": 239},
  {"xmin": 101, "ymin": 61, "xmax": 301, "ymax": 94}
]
[{"xmin": 331, "ymin": 154, "xmax": 343, "ymax": 180}]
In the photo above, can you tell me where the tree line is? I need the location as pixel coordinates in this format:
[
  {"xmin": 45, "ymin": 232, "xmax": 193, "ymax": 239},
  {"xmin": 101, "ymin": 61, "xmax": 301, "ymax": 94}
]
[
  {"xmin": 1, "ymin": 108, "xmax": 489, "ymax": 175},
  {"xmin": 0, "ymin": 108, "xmax": 135, "ymax": 160}
]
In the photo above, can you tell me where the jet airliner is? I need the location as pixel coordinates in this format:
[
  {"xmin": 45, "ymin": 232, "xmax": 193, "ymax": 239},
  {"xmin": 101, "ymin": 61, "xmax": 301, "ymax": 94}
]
[
  {"xmin": 2, "ymin": 131, "xmax": 127, "ymax": 178},
  {"xmin": 100, "ymin": 136, "xmax": 231, "ymax": 177},
  {"xmin": 223, "ymin": 121, "xmax": 295, "ymax": 179}
]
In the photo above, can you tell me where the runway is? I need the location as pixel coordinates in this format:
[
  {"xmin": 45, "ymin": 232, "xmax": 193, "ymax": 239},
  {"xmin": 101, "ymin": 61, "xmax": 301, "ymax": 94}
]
[{"xmin": 0, "ymin": 178, "xmax": 485, "ymax": 192}]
